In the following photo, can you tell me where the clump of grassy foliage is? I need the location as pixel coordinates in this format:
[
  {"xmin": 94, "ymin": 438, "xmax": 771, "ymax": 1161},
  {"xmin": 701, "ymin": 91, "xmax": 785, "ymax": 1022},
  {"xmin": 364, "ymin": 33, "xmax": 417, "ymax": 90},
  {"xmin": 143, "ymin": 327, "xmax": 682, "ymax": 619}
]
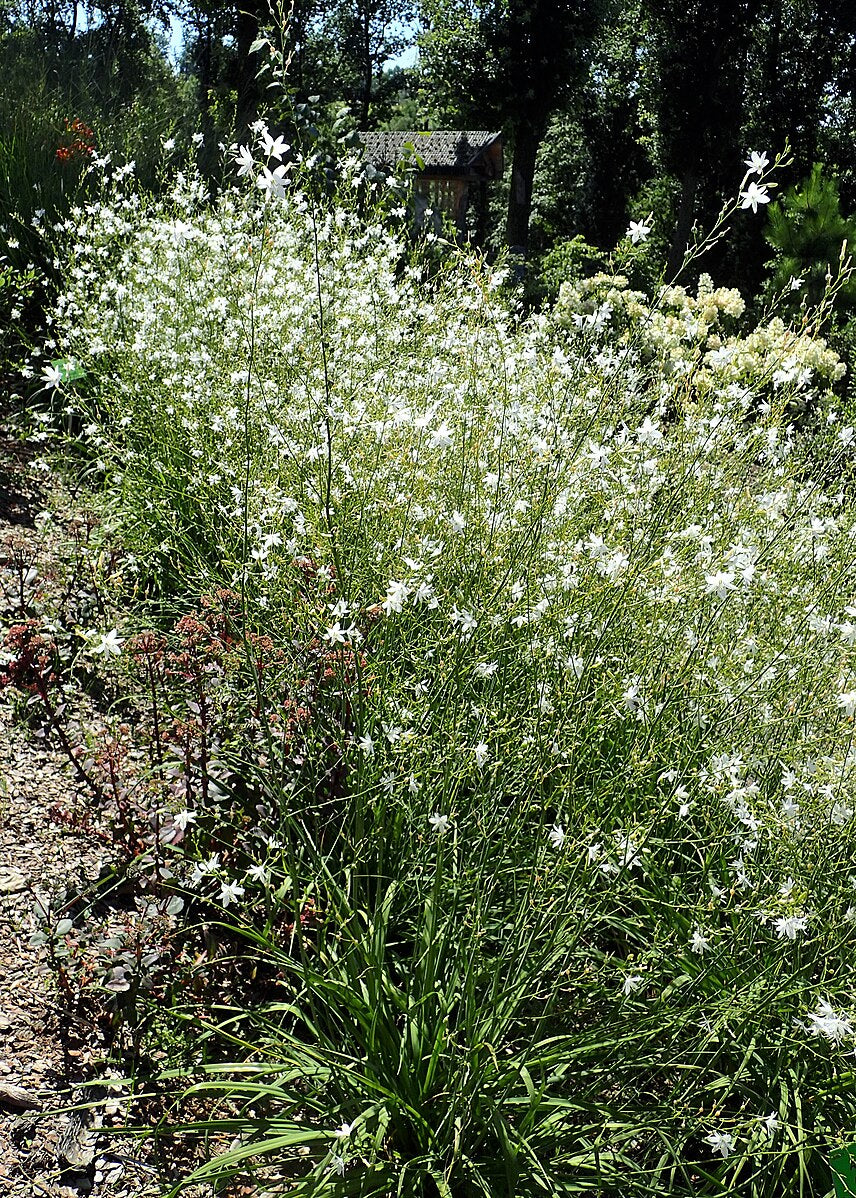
[{"xmin": 27, "ymin": 132, "xmax": 856, "ymax": 1196}]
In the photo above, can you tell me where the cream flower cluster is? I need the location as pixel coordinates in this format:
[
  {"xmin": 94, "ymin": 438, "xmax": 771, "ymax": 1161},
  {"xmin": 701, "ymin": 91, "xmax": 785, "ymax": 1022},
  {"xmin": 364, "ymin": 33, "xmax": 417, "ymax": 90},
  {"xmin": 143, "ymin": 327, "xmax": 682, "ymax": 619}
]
[{"xmin": 555, "ymin": 271, "xmax": 844, "ymax": 398}]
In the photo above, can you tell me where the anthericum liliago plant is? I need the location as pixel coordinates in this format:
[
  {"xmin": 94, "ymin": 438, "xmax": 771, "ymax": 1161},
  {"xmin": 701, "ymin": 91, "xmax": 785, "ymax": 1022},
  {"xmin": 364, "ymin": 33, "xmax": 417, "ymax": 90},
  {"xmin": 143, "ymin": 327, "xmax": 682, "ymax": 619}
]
[{"xmin": 25, "ymin": 128, "xmax": 856, "ymax": 1196}]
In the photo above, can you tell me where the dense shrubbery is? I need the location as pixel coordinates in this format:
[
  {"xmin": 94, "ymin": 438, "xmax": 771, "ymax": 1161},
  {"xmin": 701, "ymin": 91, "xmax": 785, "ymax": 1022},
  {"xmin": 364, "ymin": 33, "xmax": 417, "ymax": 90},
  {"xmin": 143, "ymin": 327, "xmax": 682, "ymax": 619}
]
[
  {"xmin": 15, "ymin": 136, "xmax": 856, "ymax": 1196},
  {"xmin": 0, "ymin": 24, "xmax": 195, "ymax": 373}
]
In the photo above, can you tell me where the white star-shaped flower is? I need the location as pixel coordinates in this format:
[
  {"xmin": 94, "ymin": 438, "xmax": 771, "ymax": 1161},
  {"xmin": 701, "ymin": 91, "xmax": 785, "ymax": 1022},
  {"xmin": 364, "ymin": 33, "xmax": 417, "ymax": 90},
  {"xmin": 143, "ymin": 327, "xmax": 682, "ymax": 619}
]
[
  {"xmin": 256, "ymin": 163, "xmax": 289, "ymax": 199},
  {"xmin": 744, "ymin": 150, "xmax": 770, "ymax": 175},
  {"xmin": 219, "ymin": 880, "xmax": 246, "ymax": 907},
  {"xmin": 41, "ymin": 363, "xmax": 63, "ymax": 389},
  {"xmin": 261, "ymin": 131, "xmax": 289, "ymax": 161},
  {"xmin": 690, "ymin": 929, "xmax": 710, "ymax": 954},
  {"xmin": 90, "ymin": 629, "xmax": 124, "ymax": 656},
  {"xmin": 704, "ymin": 1130, "xmax": 736, "ymax": 1158},
  {"xmin": 626, "ymin": 218, "xmax": 652, "ymax": 244},
  {"xmin": 739, "ymin": 181, "xmax": 771, "ymax": 213},
  {"xmin": 473, "ymin": 742, "xmax": 490, "ymax": 769},
  {"xmin": 233, "ymin": 144, "xmax": 255, "ymax": 176}
]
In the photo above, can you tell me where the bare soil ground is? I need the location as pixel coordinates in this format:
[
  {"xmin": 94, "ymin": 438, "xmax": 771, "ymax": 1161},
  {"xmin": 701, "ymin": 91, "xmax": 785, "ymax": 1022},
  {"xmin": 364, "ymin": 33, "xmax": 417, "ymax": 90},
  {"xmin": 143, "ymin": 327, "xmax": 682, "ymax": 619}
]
[{"xmin": 0, "ymin": 409, "xmax": 163, "ymax": 1198}]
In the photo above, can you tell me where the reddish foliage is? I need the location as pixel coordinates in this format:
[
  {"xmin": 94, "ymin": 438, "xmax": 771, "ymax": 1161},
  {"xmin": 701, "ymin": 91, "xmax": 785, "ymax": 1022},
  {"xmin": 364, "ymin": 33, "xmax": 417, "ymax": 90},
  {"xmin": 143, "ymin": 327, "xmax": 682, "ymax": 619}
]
[
  {"xmin": 56, "ymin": 117, "xmax": 95, "ymax": 163},
  {"xmin": 0, "ymin": 619, "xmax": 57, "ymax": 694}
]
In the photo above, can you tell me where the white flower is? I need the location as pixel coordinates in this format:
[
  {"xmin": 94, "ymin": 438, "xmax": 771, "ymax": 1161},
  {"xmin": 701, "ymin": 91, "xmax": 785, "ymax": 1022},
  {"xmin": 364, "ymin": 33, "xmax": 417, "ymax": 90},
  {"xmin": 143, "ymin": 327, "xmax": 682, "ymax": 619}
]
[
  {"xmin": 382, "ymin": 579, "xmax": 410, "ymax": 615},
  {"xmin": 705, "ymin": 571, "xmax": 737, "ymax": 600},
  {"xmin": 90, "ymin": 629, "xmax": 124, "ymax": 656},
  {"xmin": 473, "ymin": 742, "xmax": 490, "ymax": 769},
  {"xmin": 548, "ymin": 824, "xmax": 566, "ymax": 849},
  {"xmin": 704, "ymin": 1130, "xmax": 736, "ymax": 1158},
  {"xmin": 219, "ymin": 880, "xmax": 246, "ymax": 907},
  {"xmin": 357, "ymin": 734, "xmax": 375, "ymax": 756},
  {"xmin": 41, "ymin": 363, "xmax": 63, "ymax": 388},
  {"xmin": 333, "ymin": 1121, "xmax": 355, "ymax": 1139},
  {"xmin": 329, "ymin": 1153, "xmax": 346, "ymax": 1176},
  {"xmin": 429, "ymin": 422, "xmax": 453, "ymax": 450},
  {"xmin": 780, "ymin": 797, "xmax": 800, "ymax": 823},
  {"xmin": 626, "ymin": 218, "xmax": 652, "ymax": 244},
  {"xmin": 246, "ymin": 863, "xmax": 268, "ymax": 884},
  {"xmin": 838, "ymin": 691, "xmax": 856, "ymax": 717},
  {"xmin": 600, "ymin": 549, "xmax": 629, "ymax": 581},
  {"xmin": 636, "ymin": 416, "xmax": 663, "ymax": 445},
  {"xmin": 475, "ymin": 660, "xmax": 498, "ymax": 678},
  {"xmin": 256, "ymin": 163, "xmax": 289, "ymax": 199},
  {"xmin": 233, "ymin": 144, "xmax": 255, "ymax": 176},
  {"xmin": 773, "ymin": 913, "xmax": 808, "ymax": 940},
  {"xmin": 739, "ymin": 181, "xmax": 771, "ymax": 213},
  {"xmin": 744, "ymin": 150, "xmax": 770, "ymax": 175},
  {"xmin": 261, "ymin": 131, "xmax": 289, "ymax": 161},
  {"xmin": 760, "ymin": 1112, "xmax": 779, "ymax": 1135},
  {"xmin": 162, "ymin": 137, "xmax": 176, "ymax": 151},
  {"xmin": 805, "ymin": 998, "xmax": 853, "ymax": 1043},
  {"xmin": 450, "ymin": 606, "xmax": 476, "ymax": 633},
  {"xmin": 690, "ymin": 929, "xmax": 710, "ymax": 954},
  {"xmin": 616, "ymin": 834, "xmax": 643, "ymax": 870},
  {"xmin": 832, "ymin": 800, "xmax": 853, "ymax": 826},
  {"xmin": 429, "ymin": 813, "xmax": 450, "ymax": 834},
  {"xmin": 449, "ymin": 510, "xmax": 466, "ymax": 535},
  {"xmin": 173, "ymin": 810, "xmax": 197, "ymax": 832},
  {"xmin": 413, "ymin": 579, "xmax": 437, "ymax": 606},
  {"xmin": 190, "ymin": 853, "xmax": 220, "ymax": 885},
  {"xmin": 836, "ymin": 618, "xmax": 856, "ymax": 643},
  {"xmin": 622, "ymin": 974, "xmax": 644, "ymax": 995}
]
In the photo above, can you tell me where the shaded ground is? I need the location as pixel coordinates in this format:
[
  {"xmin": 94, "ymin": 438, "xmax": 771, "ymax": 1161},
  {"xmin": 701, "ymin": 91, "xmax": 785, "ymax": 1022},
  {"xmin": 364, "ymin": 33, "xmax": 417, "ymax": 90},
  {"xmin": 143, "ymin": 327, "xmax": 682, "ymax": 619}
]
[
  {"xmin": 0, "ymin": 402, "xmax": 164, "ymax": 1197},
  {"xmin": 0, "ymin": 395, "xmax": 297, "ymax": 1198},
  {"xmin": 0, "ymin": 715, "xmax": 164, "ymax": 1198}
]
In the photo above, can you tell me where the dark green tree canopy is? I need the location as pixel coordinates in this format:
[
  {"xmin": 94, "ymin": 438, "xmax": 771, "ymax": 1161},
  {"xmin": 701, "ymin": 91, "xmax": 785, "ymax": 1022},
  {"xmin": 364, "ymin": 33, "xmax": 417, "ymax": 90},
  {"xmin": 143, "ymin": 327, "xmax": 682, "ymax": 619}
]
[{"xmin": 419, "ymin": 0, "xmax": 612, "ymax": 249}]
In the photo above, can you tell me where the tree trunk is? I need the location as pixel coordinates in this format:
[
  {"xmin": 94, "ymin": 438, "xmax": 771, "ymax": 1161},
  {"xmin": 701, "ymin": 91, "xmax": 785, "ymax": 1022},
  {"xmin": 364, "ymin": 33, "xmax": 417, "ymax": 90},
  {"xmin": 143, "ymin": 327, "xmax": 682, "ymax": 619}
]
[
  {"xmin": 235, "ymin": 3, "xmax": 263, "ymax": 136},
  {"xmin": 197, "ymin": 11, "xmax": 219, "ymax": 179},
  {"xmin": 65, "ymin": 0, "xmax": 78, "ymax": 48},
  {"xmin": 504, "ymin": 121, "xmax": 541, "ymax": 254},
  {"xmin": 762, "ymin": 0, "xmax": 781, "ymax": 101},
  {"xmin": 359, "ymin": 1, "xmax": 372, "ymax": 126},
  {"xmin": 667, "ymin": 169, "xmax": 698, "ymax": 280}
]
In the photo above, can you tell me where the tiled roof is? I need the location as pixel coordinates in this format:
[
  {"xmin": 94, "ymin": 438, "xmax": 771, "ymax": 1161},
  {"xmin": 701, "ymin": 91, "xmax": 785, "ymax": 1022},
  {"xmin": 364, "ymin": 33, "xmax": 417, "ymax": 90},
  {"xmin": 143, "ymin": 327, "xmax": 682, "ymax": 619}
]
[{"xmin": 358, "ymin": 130, "xmax": 502, "ymax": 174}]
